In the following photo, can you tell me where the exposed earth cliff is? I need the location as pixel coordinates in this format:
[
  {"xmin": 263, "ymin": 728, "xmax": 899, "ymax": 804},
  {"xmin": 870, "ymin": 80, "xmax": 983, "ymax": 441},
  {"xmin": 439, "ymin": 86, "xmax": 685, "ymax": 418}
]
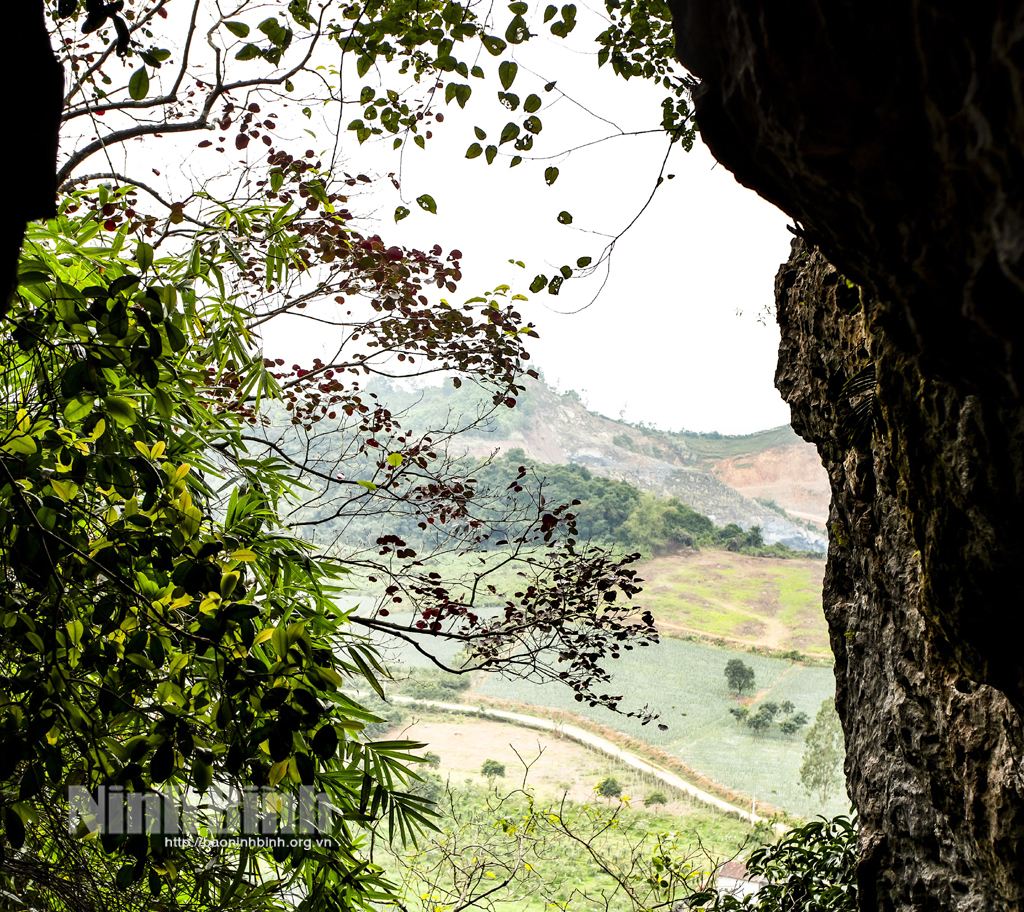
[{"xmin": 456, "ymin": 377, "xmax": 827, "ymax": 551}]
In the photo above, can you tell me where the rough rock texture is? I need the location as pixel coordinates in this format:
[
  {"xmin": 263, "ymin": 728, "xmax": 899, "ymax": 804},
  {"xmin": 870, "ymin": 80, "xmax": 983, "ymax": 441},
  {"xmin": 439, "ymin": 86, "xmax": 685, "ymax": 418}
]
[
  {"xmin": 668, "ymin": 2, "xmax": 1024, "ymax": 908},
  {"xmin": 777, "ymin": 242, "xmax": 1024, "ymax": 910}
]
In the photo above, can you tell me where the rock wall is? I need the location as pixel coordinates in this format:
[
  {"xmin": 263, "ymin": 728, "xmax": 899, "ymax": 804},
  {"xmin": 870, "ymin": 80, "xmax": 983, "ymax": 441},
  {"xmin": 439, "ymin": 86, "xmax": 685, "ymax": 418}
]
[
  {"xmin": 668, "ymin": 2, "xmax": 1024, "ymax": 906},
  {"xmin": 776, "ymin": 241, "xmax": 1024, "ymax": 910}
]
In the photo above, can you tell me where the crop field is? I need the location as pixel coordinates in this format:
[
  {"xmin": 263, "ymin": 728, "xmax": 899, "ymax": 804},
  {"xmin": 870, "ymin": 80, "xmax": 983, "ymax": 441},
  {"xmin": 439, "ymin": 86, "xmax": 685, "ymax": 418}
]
[
  {"xmin": 376, "ymin": 719, "xmax": 755, "ymax": 912},
  {"xmin": 470, "ymin": 638, "xmax": 847, "ymax": 820},
  {"xmin": 635, "ymin": 550, "xmax": 830, "ymax": 655},
  {"xmin": 348, "ymin": 549, "xmax": 844, "ymax": 821}
]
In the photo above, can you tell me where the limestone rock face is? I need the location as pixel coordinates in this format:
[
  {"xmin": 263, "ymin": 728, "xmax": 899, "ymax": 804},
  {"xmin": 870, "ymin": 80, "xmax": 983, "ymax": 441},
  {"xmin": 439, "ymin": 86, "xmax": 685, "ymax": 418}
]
[
  {"xmin": 776, "ymin": 242, "xmax": 1024, "ymax": 910},
  {"xmin": 668, "ymin": 2, "xmax": 1024, "ymax": 907}
]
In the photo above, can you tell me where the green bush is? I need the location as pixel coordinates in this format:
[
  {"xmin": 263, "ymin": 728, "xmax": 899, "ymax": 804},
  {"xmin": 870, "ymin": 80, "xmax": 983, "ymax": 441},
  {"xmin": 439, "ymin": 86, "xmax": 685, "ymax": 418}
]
[{"xmin": 644, "ymin": 791, "xmax": 668, "ymax": 807}]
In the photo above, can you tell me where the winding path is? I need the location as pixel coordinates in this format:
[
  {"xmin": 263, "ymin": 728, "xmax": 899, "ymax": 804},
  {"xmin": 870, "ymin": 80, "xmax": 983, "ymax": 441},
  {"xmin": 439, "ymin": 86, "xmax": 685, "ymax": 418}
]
[{"xmin": 384, "ymin": 694, "xmax": 770, "ymax": 825}]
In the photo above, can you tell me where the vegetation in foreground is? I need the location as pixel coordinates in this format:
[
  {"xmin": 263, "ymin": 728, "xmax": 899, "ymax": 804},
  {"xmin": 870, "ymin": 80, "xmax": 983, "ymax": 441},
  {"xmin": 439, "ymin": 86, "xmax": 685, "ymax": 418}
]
[{"xmin": 378, "ymin": 777, "xmax": 758, "ymax": 912}]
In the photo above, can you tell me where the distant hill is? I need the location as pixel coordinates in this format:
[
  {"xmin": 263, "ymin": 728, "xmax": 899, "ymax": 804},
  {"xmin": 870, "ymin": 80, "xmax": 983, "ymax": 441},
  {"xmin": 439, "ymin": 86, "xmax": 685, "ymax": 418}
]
[{"xmin": 392, "ymin": 376, "xmax": 828, "ymax": 552}]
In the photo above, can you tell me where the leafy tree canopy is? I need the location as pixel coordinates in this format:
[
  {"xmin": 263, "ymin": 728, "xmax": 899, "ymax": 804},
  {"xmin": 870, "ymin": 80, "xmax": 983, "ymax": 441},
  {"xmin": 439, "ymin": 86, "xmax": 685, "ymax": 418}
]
[{"xmin": 0, "ymin": 0, "xmax": 699, "ymax": 907}]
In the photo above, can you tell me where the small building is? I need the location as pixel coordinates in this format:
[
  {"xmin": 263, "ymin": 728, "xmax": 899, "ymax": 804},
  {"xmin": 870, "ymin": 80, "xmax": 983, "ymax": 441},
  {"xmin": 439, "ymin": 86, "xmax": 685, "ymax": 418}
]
[{"xmin": 716, "ymin": 860, "xmax": 766, "ymax": 899}]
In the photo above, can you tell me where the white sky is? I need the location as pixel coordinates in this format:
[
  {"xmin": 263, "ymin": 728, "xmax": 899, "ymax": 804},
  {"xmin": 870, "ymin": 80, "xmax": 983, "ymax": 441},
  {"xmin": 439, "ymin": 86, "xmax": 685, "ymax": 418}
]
[
  {"xmin": 303, "ymin": 18, "xmax": 797, "ymax": 435},
  {"xmin": 74, "ymin": 3, "xmax": 796, "ymax": 436}
]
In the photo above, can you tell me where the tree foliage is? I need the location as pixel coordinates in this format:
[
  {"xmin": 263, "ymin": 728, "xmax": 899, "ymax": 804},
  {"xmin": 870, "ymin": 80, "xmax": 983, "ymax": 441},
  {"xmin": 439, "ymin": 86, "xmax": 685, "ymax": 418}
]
[
  {"xmin": 800, "ymin": 698, "xmax": 846, "ymax": 804},
  {"xmin": 481, "ymin": 760, "xmax": 506, "ymax": 782},
  {"xmin": 724, "ymin": 659, "xmax": 756, "ymax": 695},
  {"xmin": 694, "ymin": 816, "xmax": 858, "ymax": 911},
  {"xmin": 1, "ymin": 0, "xmax": 701, "ymax": 906}
]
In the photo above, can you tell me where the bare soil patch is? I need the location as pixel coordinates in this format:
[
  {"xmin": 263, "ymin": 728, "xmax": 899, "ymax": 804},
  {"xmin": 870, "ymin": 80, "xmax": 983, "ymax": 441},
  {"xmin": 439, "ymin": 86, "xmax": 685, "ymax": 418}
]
[{"xmin": 394, "ymin": 718, "xmax": 697, "ymax": 813}]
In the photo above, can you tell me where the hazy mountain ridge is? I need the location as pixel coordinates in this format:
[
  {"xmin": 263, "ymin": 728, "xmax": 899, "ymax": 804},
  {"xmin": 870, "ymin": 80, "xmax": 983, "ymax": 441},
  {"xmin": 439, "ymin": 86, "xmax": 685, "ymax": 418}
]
[{"xmin": 450, "ymin": 378, "xmax": 828, "ymax": 552}]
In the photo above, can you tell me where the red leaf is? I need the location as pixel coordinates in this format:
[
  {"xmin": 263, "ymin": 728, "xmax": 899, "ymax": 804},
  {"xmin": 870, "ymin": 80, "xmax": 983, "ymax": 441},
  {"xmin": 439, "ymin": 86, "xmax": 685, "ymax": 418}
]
[
  {"xmin": 198, "ymin": 140, "xmax": 212, "ymax": 148},
  {"xmin": 235, "ymin": 134, "xmax": 249, "ymax": 150},
  {"xmin": 103, "ymin": 219, "xmax": 116, "ymax": 231}
]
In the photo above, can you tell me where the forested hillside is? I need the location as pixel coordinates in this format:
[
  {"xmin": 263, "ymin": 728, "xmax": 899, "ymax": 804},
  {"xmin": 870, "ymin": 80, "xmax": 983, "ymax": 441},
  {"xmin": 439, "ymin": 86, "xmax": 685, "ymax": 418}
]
[{"xmin": 276, "ymin": 375, "xmax": 826, "ymax": 554}]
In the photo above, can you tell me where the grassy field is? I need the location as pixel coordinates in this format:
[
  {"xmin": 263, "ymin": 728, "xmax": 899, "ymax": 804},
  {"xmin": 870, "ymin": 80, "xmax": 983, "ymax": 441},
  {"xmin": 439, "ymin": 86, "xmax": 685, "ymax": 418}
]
[
  {"xmin": 635, "ymin": 550, "xmax": 830, "ymax": 655},
  {"xmin": 468, "ymin": 638, "xmax": 846, "ymax": 820},
  {"xmin": 376, "ymin": 716, "xmax": 756, "ymax": 912}
]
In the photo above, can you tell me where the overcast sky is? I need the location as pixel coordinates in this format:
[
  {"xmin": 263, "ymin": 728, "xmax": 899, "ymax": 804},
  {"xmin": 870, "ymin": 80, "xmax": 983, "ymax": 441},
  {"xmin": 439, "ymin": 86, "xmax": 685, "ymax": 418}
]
[
  {"xmin": 113, "ymin": 4, "xmax": 796, "ymax": 436},
  {"xmin": 306, "ymin": 19, "xmax": 797, "ymax": 435}
]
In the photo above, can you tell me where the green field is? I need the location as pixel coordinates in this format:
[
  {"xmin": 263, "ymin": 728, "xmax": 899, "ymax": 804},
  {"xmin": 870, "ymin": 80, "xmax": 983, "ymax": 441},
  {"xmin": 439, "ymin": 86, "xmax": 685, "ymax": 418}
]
[
  {"xmin": 372, "ymin": 625, "xmax": 845, "ymax": 819},
  {"xmin": 377, "ymin": 774, "xmax": 755, "ymax": 912},
  {"xmin": 636, "ymin": 550, "xmax": 830, "ymax": 655},
  {"xmin": 468, "ymin": 638, "xmax": 844, "ymax": 820}
]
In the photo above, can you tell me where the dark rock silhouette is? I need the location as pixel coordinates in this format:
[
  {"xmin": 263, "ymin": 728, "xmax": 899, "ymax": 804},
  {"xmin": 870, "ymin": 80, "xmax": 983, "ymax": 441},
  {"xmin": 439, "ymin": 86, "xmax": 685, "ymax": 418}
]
[{"xmin": 671, "ymin": 2, "xmax": 1024, "ymax": 907}]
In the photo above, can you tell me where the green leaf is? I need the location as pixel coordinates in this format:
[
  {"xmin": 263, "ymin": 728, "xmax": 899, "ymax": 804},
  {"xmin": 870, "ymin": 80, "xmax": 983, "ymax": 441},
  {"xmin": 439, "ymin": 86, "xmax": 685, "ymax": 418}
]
[
  {"xmin": 63, "ymin": 396, "xmax": 95, "ymax": 423},
  {"xmin": 416, "ymin": 194, "xmax": 437, "ymax": 214},
  {"xmin": 471, "ymin": 65, "xmax": 485, "ymax": 78},
  {"xmin": 387, "ymin": 452, "xmax": 404, "ymax": 467},
  {"xmin": 500, "ymin": 122, "xmax": 520, "ymax": 145},
  {"xmin": 557, "ymin": 210, "xmax": 573, "ymax": 225},
  {"xmin": 481, "ymin": 35, "xmax": 507, "ymax": 55},
  {"xmin": 128, "ymin": 68, "xmax": 149, "ymax": 101},
  {"xmin": 524, "ymin": 94, "xmax": 541, "ymax": 113},
  {"xmin": 357, "ymin": 480, "xmax": 377, "ymax": 491},
  {"xmin": 455, "ymin": 84, "xmax": 471, "ymax": 108},
  {"xmin": 193, "ymin": 757, "xmax": 213, "ymax": 793},
  {"xmin": 153, "ymin": 388, "xmax": 174, "ymax": 419},
  {"xmin": 235, "ymin": 43, "xmax": 261, "ymax": 60},
  {"xmin": 360, "ymin": 86, "xmax": 376, "ymax": 104},
  {"xmin": 499, "ymin": 60, "xmax": 518, "ymax": 90},
  {"xmin": 577, "ymin": 256, "xmax": 592, "ymax": 268},
  {"xmin": 465, "ymin": 143, "xmax": 483, "ymax": 159},
  {"xmin": 135, "ymin": 242, "xmax": 154, "ymax": 271},
  {"xmin": 104, "ymin": 396, "xmax": 138, "ymax": 427},
  {"xmin": 560, "ymin": 265, "xmax": 572, "ymax": 278},
  {"xmin": 544, "ymin": 166, "xmax": 559, "ymax": 185},
  {"xmin": 544, "ymin": 4, "xmax": 557, "ymax": 21},
  {"xmin": 524, "ymin": 115, "xmax": 542, "ymax": 133},
  {"xmin": 544, "ymin": 80, "xmax": 557, "ymax": 91},
  {"xmin": 224, "ymin": 20, "xmax": 250, "ymax": 37},
  {"xmin": 165, "ymin": 322, "xmax": 186, "ymax": 352},
  {"xmin": 312, "ymin": 725, "xmax": 339, "ymax": 760},
  {"xmin": 529, "ymin": 274, "xmax": 548, "ymax": 293},
  {"xmin": 394, "ymin": 205, "xmax": 411, "ymax": 222},
  {"xmin": 485, "ymin": 144, "xmax": 497, "ymax": 164},
  {"xmin": 474, "ymin": 127, "xmax": 487, "ymax": 140},
  {"xmin": 548, "ymin": 275, "xmax": 564, "ymax": 294},
  {"xmin": 508, "ymin": 1, "xmax": 529, "ymax": 13},
  {"xmin": 510, "ymin": 155, "xmax": 522, "ymax": 166},
  {"xmin": 356, "ymin": 55, "xmax": 373, "ymax": 77},
  {"xmin": 504, "ymin": 15, "xmax": 528, "ymax": 44}
]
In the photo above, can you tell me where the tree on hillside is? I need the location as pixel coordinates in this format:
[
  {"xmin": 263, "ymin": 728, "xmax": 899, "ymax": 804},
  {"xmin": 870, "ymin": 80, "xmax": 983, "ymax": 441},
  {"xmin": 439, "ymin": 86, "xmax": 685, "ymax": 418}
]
[
  {"xmin": 725, "ymin": 658, "xmax": 756, "ymax": 695},
  {"xmin": 800, "ymin": 698, "xmax": 846, "ymax": 804},
  {"xmin": 2, "ymin": 1, "xmax": 695, "ymax": 908}
]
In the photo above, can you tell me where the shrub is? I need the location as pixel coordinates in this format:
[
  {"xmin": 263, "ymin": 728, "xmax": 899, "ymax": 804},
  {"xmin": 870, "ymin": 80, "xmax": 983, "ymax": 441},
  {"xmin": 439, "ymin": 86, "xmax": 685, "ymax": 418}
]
[
  {"xmin": 644, "ymin": 791, "xmax": 668, "ymax": 807},
  {"xmin": 596, "ymin": 777, "xmax": 622, "ymax": 801}
]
